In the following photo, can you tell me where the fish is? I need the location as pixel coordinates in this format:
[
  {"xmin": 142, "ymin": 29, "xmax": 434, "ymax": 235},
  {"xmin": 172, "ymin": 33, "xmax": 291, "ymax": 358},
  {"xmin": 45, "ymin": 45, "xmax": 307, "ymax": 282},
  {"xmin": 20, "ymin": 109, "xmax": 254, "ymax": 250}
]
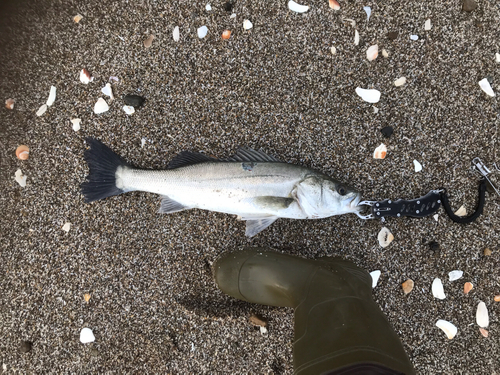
[{"xmin": 81, "ymin": 137, "xmax": 362, "ymax": 237}]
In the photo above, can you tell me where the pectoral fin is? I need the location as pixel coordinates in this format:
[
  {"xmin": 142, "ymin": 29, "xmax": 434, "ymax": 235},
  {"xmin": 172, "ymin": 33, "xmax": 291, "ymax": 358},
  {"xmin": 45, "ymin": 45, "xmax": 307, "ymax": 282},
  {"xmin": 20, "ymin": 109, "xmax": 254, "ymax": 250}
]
[
  {"xmin": 158, "ymin": 196, "xmax": 188, "ymax": 214},
  {"xmin": 245, "ymin": 217, "xmax": 278, "ymax": 237}
]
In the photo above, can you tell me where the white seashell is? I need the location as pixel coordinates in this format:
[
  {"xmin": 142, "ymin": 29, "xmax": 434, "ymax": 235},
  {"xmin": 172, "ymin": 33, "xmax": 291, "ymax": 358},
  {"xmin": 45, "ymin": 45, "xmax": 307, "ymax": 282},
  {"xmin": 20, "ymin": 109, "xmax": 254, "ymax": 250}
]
[
  {"xmin": 355, "ymin": 87, "xmax": 380, "ymax": 103},
  {"xmin": 496, "ymin": 53, "xmax": 500, "ymax": 63},
  {"xmin": 62, "ymin": 222, "xmax": 71, "ymax": 232},
  {"xmin": 5, "ymin": 98, "xmax": 15, "ymax": 109},
  {"xmin": 71, "ymin": 118, "xmax": 81, "ymax": 132},
  {"xmin": 354, "ymin": 30, "xmax": 359, "ymax": 45},
  {"xmin": 435, "ymin": 320, "xmax": 457, "ymax": 339},
  {"xmin": 413, "ymin": 159, "xmax": 422, "ymax": 172},
  {"xmin": 123, "ymin": 105, "xmax": 135, "ymax": 115},
  {"xmin": 370, "ymin": 270, "xmax": 381, "ymax": 288},
  {"xmin": 73, "ymin": 14, "xmax": 83, "ymax": 23},
  {"xmin": 173, "ymin": 26, "xmax": 180, "ymax": 42},
  {"xmin": 478, "ymin": 78, "xmax": 495, "ymax": 97},
  {"xmin": 243, "ymin": 19, "xmax": 253, "ymax": 30},
  {"xmin": 448, "ymin": 270, "xmax": 463, "ymax": 281},
  {"xmin": 377, "ymin": 227, "xmax": 394, "ymax": 247},
  {"xmin": 476, "ymin": 301, "xmax": 489, "ymax": 328},
  {"xmin": 410, "ymin": 35, "xmax": 419, "ymax": 41},
  {"xmin": 230, "ymin": 13, "xmax": 237, "ymax": 19},
  {"xmin": 14, "ymin": 169, "xmax": 27, "ymax": 187},
  {"xmin": 205, "ymin": 3, "xmax": 212, "ymax": 11},
  {"xmin": 46, "ymin": 86, "xmax": 56, "ymax": 106},
  {"xmin": 329, "ymin": 0, "xmax": 340, "ymax": 10},
  {"xmin": 382, "ymin": 49, "xmax": 389, "ymax": 58},
  {"xmin": 394, "ymin": 77, "xmax": 406, "ymax": 87},
  {"xmin": 432, "ymin": 278, "xmax": 446, "ymax": 299},
  {"xmin": 363, "ymin": 6, "xmax": 371, "ymax": 22},
  {"xmin": 433, "ymin": 214, "xmax": 439, "ymax": 222},
  {"xmin": 259, "ymin": 326, "xmax": 268, "ymax": 335},
  {"xmin": 373, "ymin": 144, "xmax": 387, "ymax": 159},
  {"xmin": 424, "ymin": 19, "xmax": 432, "ymax": 30},
  {"xmin": 288, "ymin": 0, "xmax": 309, "ymax": 13},
  {"xmin": 80, "ymin": 328, "xmax": 95, "ymax": 344},
  {"xmin": 141, "ymin": 138, "xmax": 146, "ymax": 148},
  {"xmin": 101, "ymin": 83, "xmax": 114, "ymax": 100},
  {"xmin": 94, "ymin": 98, "xmax": 109, "ymax": 114},
  {"xmin": 454, "ymin": 206, "xmax": 467, "ymax": 217},
  {"xmin": 198, "ymin": 26, "xmax": 208, "ymax": 39},
  {"xmin": 80, "ymin": 69, "xmax": 93, "ymax": 84},
  {"xmin": 330, "ymin": 46, "xmax": 336, "ymax": 55},
  {"xmin": 366, "ymin": 45, "xmax": 378, "ymax": 61},
  {"xmin": 36, "ymin": 104, "xmax": 48, "ymax": 117}
]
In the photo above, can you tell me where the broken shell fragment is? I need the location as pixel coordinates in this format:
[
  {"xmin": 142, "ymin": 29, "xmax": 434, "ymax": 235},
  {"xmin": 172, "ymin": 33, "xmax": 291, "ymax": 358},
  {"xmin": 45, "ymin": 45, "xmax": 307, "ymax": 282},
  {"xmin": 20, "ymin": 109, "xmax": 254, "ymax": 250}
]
[
  {"xmin": 402, "ymin": 279, "xmax": 414, "ymax": 294},
  {"xmin": 80, "ymin": 328, "xmax": 95, "ymax": 344},
  {"xmin": 198, "ymin": 26, "xmax": 208, "ymax": 39},
  {"xmin": 381, "ymin": 49, "xmax": 389, "ymax": 58},
  {"xmin": 123, "ymin": 105, "xmax": 135, "ymax": 115},
  {"xmin": 355, "ymin": 87, "xmax": 380, "ymax": 103},
  {"xmin": 36, "ymin": 104, "xmax": 47, "ymax": 117},
  {"xmin": 80, "ymin": 69, "xmax": 93, "ymax": 84},
  {"xmin": 222, "ymin": 30, "xmax": 231, "ymax": 40},
  {"xmin": 205, "ymin": 3, "xmax": 212, "ymax": 11},
  {"xmin": 101, "ymin": 83, "xmax": 114, "ymax": 100},
  {"xmin": 464, "ymin": 282, "xmax": 473, "ymax": 294},
  {"xmin": 448, "ymin": 270, "xmax": 463, "ymax": 281},
  {"xmin": 16, "ymin": 145, "xmax": 29, "ymax": 160},
  {"xmin": 144, "ymin": 35, "xmax": 154, "ymax": 48},
  {"xmin": 424, "ymin": 19, "xmax": 432, "ymax": 30},
  {"xmin": 46, "ymin": 86, "xmax": 56, "ymax": 106},
  {"xmin": 432, "ymin": 278, "xmax": 446, "ymax": 299},
  {"xmin": 435, "ymin": 320, "xmax": 457, "ymax": 339},
  {"xmin": 73, "ymin": 14, "xmax": 83, "ymax": 23},
  {"xmin": 373, "ymin": 144, "xmax": 387, "ymax": 159},
  {"xmin": 476, "ymin": 301, "xmax": 489, "ymax": 328},
  {"xmin": 478, "ymin": 78, "xmax": 495, "ymax": 97},
  {"xmin": 5, "ymin": 98, "xmax": 15, "ymax": 109},
  {"xmin": 454, "ymin": 206, "xmax": 467, "ymax": 217},
  {"xmin": 84, "ymin": 293, "xmax": 91, "ymax": 302},
  {"xmin": 14, "ymin": 169, "xmax": 27, "ymax": 187},
  {"xmin": 394, "ymin": 77, "xmax": 406, "ymax": 87},
  {"xmin": 413, "ymin": 160, "xmax": 422, "ymax": 172},
  {"xmin": 71, "ymin": 118, "xmax": 81, "ymax": 132},
  {"xmin": 366, "ymin": 45, "xmax": 378, "ymax": 61},
  {"xmin": 370, "ymin": 270, "xmax": 381, "ymax": 288},
  {"xmin": 363, "ymin": 6, "xmax": 371, "ymax": 21},
  {"xmin": 410, "ymin": 34, "xmax": 419, "ymax": 41},
  {"xmin": 173, "ymin": 26, "xmax": 180, "ymax": 42},
  {"xmin": 93, "ymin": 98, "xmax": 109, "ymax": 114},
  {"xmin": 243, "ymin": 20, "xmax": 253, "ymax": 30},
  {"xmin": 62, "ymin": 222, "xmax": 71, "ymax": 232},
  {"xmin": 494, "ymin": 295, "xmax": 500, "ymax": 302},
  {"xmin": 329, "ymin": 0, "xmax": 340, "ymax": 10},
  {"xmin": 377, "ymin": 227, "xmax": 394, "ymax": 247},
  {"xmin": 496, "ymin": 53, "xmax": 500, "ymax": 63},
  {"xmin": 354, "ymin": 30, "xmax": 359, "ymax": 45},
  {"xmin": 330, "ymin": 46, "xmax": 336, "ymax": 55},
  {"xmin": 288, "ymin": 0, "xmax": 309, "ymax": 13},
  {"xmin": 479, "ymin": 328, "xmax": 488, "ymax": 337}
]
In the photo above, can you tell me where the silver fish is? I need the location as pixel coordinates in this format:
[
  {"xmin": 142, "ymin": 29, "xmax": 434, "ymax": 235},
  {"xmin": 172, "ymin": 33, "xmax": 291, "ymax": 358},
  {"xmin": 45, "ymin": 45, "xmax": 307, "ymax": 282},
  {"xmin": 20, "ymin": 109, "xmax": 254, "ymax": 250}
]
[{"xmin": 81, "ymin": 138, "xmax": 362, "ymax": 236}]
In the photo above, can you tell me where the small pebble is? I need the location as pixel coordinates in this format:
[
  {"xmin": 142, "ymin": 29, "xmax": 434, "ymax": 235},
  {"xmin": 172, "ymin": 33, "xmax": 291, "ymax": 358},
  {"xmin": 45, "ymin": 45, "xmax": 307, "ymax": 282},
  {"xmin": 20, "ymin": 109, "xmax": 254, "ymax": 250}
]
[
  {"xmin": 123, "ymin": 95, "xmax": 145, "ymax": 108},
  {"xmin": 84, "ymin": 293, "xmax": 91, "ymax": 302},
  {"xmin": 20, "ymin": 341, "xmax": 32, "ymax": 353},
  {"xmin": 173, "ymin": 26, "xmax": 180, "ymax": 42},
  {"xmin": 410, "ymin": 35, "xmax": 419, "ymax": 41},
  {"xmin": 402, "ymin": 279, "xmax": 414, "ymax": 294},
  {"xmin": 484, "ymin": 247, "xmax": 492, "ymax": 256},
  {"xmin": 80, "ymin": 328, "xmax": 95, "ymax": 344},
  {"xmin": 330, "ymin": 46, "xmax": 336, "ymax": 55},
  {"xmin": 73, "ymin": 14, "xmax": 83, "ymax": 23},
  {"xmin": 387, "ymin": 31, "xmax": 398, "ymax": 40},
  {"xmin": 381, "ymin": 49, "xmax": 389, "ymax": 58},
  {"xmin": 5, "ymin": 98, "xmax": 15, "ymax": 109},
  {"xmin": 380, "ymin": 126, "xmax": 393, "ymax": 138},
  {"xmin": 424, "ymin": 19, "xmax": 432, "ymax": 31},
  {"xmin": 464, "ymin": 282, "xmax": 473, "ymax": 295},
  {"xmin": 205, "ymin": 3, "xmax": 212, "ymax": 11},
  {"xmin": 494, "ymin": 295, "xmax": 500, "ymax": 302},
  {"xmin": 224, "ymin": 1, "xmax": 234, "ymax": 12},
  {"xmin": 462, "ymin": 0, "xmax": 477, "ymax": 12},
  {"xmin": 243, "ymin": 20, "xmax": 253, "ymax": 30},
  {"xmin": 198, "ymin": 26, "xmax": 208, "ymax": 39},
  {"xmin": 143, "ymin": 35, "xmax": 155, "ymax": 48},
  {"xmin": 495, "ymin": 53, "xmax": 500, "ymax": 63},
  {"xmin": 429, "ymin": 241, "xmax": 440, "ymax": 251},
  {"xmin": 222, "ymin": 30, "xmax": 231, "ymax": 40},
  {"xmin": 90, "ymin": 347, "xmax": 99, "ymax": 356},
  {"xmin": 62, "ymin": 222, "xmax": 71, "ymax": 232},
  {"xmin": 394, "ymin": 77, "xmax": 406, "ymax": 87},
  {"xmin": 249, "ymin": 314, "xmax": 268, "ymax": 327}
]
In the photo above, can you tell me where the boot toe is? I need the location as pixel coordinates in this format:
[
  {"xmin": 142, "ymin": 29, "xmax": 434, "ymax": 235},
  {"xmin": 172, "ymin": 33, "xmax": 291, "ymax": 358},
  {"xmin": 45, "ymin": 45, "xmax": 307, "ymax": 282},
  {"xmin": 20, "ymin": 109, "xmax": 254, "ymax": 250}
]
[{"xmin": 213, "ymin": 250, "xmax": 257, "ymax": 301}]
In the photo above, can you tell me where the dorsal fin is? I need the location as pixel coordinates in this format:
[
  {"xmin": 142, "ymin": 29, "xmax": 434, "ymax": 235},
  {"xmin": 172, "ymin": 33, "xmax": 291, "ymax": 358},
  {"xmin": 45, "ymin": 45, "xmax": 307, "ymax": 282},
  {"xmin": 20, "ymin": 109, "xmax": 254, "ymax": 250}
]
[
  {"xmin": 167, "ymin": 151, "xmax": 218, "ymax": 169},
  {"xmin": 224, "ymin": 147, "xmax": 281, "ymax": 163}
]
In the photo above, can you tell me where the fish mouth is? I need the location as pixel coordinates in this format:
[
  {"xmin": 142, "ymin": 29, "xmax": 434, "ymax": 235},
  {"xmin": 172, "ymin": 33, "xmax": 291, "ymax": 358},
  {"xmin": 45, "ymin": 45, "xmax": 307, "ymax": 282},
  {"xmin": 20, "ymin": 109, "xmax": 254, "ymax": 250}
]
[{"xmin": 349, "ymin": 194, "xmax": 362, "ymax": 211}]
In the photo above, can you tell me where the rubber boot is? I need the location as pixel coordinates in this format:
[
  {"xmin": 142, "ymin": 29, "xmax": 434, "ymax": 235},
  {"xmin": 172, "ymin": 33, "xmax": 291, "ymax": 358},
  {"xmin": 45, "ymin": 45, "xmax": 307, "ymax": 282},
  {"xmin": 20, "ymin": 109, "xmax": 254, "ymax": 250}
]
[{"xmin": 214, "ymin": 248, "xmax": 416, "ymax": 375}]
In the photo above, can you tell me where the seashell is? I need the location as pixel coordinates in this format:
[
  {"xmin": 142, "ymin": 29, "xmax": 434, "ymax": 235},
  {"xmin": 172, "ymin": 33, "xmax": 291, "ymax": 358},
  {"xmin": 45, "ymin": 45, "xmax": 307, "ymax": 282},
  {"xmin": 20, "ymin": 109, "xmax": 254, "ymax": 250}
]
[
  {"xmin": 425, "ymin": 19, "xmax": 432, "ymax": 30},
  {"xmin": 123, "ymin": 105, "xmax": 135, "ymax": 115},
  {"xmin": 363, "ymin": 6, "xmax": 371, "ymax": 21},
  {"xmin": 366, "ymin": 45, "xmax": 378, "ymax": 61},
  {"xmin": 259, "ymin": 326, "xmax": 268, "ymax": 335},
  {"xmin": 394, "ymin": 77, "xmax": 406, "ymax": 86},
  {"xmin": 46, "ymin": 86, "xmax": 56, "ymax": 106},
  {"xmin": 373, "ymin": 106, "xmax": 379, "ymax": 114},
  {"xmin": 80, "ymin": 69, "xmax": 93, "ymax": 84},
  {"xmin": 464, "ymin": 282, "xmax": 473, "ymax": 294},
  {"xmin": 288, "ymin": 0, "xmax": 309, "ymax": 13},
  {"xmin": 101, "ymin": 83, "xmax": 114, "ymax": 100},
  {"xmin": 329, "ymin": 0, "xmax": 340, "ymax": 10},
  {"xmin": 377, "ymin": 227, "xmax": 394, "ymax": 247},
  {"xmin": 173, "ymin": 26, "xmax": 180, "ymax": 42},
  {"xmin": 230, "ymin": 13, "xmax": 237, "ymax": 19},
  {"xmin": 496, "ymin": 53, "xmax": 500, "ymax": 63},
  {"xmin": 14, "ymin": 169, "xmax": 27, "ymax": 187},
  {"xmin": 16, "ymin": 145, "xmax": 29, "ymax": 160},
  {"xmin": 373, "ymin": 143, "xmax": 387, "ymax": 159},
  {"xmin": 448, "ymin": 270, "xmax": 463, "ymax": 281},
  {"xmin": 80, "ymin": 328, "xmax": 95, "ymax": 344},
  {"xmin": 330, "ymin": 46, "xmax": 336, "ymax": 55},
  {"xmin": 71, "ymin": 118, "xmax": 81, "ymax": 131},
  {"xmin": 410, "ymin": 35, "xmax": 418, "ymax": 41},
  {"xmin": 84, "ymin": 293, "xmax": 91, "ymax": 302},
  {"xmin": 73, "ymin": 14, "xmax": 83, "ymax": 23},
  {"xmin": 484, "ymin": 247, "xmax": 492, "ymax": 256},
  {"xmin": 479, "ymin": 328, "xmax": 488, "ymax": 337},
  {"xmin": 144, "ymin": 35, "xmax": 154, "ymax": 48},
  {"xmin": 36, "ymin": 104, "xmax": 47, "ymax": 117},
  {"xmin": 93, "ymin": 98, "xmax": 109, "ymax": 114},
  {"xmin": 435, "ymin": 319, "xmax": 457, "ymax": 339},
  {"xmin": 354, "ymin": 29, "xmax": 359, "ymax": 45},
  {"xmin": 402, "ymin": 279, "xmax": 414, "ymax": 294},
  {"xmin": 432, "ymin": 278, "xmax": 446, "ymax": 299},
  {"xmin": 478, "ymin": 78, "xmax": 495, "ymax": 97},
  {"xmin": 382, "ymin": 49, "xmax": 389, "ymax": 58},
  {"xmin": 222, "ymin": 30, "xmax": 231, "ymax": 40},
  {"xmin": 494, "ymin": 295, "xmax": 500, "ymax": 302},
  {"xmin": 141, "ymin": 138, "xmax": 146, "ymax": 148},
  {"xmin": 433, "ymin": 214, "xmax": 439, "ymax": 222},
  {"xmin": 476, "ymin": 301, "xmax": 489, "ymax": 328},
  {"xmin": 413, "ymin": 159, "xmax": 422, "ymax": 172},
  {"xmin": 205, "ymin": 3, "xmax": 212, "ymax": 11},
  {"xmin": 454, "ymin": 206, "xmax": 466, "ymax": 217},
  {"xmin": 198, "ymin": 26, "xmax": 208, "ymax": 39},
  {"xmin": 5, "ymin": 98, "xmax": 15, "ymax": 109},
  {"xmin": 243, "ymin": 19, "xmax": 253, "ymax": 30},
  {"xmin": 370, "ymin": 270, "xmax": 381, "ymax": 288},
  {"xmin": 355, "ymin": 87, "xmax": 380, "ymax": 103},
  {"xmin": 62, "ymin": 222, "xmax": 71, "ymax": 232}
]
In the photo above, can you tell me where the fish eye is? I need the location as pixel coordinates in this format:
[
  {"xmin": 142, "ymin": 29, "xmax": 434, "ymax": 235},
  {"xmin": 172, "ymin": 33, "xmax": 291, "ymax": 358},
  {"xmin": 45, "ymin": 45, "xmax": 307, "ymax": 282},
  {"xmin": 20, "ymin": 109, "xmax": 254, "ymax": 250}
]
[{"xmin": 337, "ymin": 185, "xmax": 347, "ymax": 196}]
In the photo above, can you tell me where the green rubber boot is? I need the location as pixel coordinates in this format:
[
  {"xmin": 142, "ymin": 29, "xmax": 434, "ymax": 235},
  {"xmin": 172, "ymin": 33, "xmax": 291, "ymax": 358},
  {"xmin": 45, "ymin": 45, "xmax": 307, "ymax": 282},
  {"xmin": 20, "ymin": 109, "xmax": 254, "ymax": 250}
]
[{"xmin": 214, "ymin": 248, "xmax": 415, "ymax": 375}]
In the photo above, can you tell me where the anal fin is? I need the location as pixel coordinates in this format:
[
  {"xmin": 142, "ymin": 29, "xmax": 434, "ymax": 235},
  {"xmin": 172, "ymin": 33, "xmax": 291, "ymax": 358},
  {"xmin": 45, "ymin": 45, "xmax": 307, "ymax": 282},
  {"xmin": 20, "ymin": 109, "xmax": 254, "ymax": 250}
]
[
  {"xmin": 245, "ymin": 217, "xmax": 278, "ymax": 237},
  {"xmin": 159, "ymin": 196, "xmax": 188, "ymax": 214}
]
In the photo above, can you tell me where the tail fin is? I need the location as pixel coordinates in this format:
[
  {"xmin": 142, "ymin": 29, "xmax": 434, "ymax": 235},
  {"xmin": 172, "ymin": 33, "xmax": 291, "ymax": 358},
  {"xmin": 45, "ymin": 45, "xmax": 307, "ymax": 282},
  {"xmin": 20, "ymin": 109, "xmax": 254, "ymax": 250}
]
[{"xmin": 81, "ymin": 137, "xmax": 131, "ymax": 203}]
